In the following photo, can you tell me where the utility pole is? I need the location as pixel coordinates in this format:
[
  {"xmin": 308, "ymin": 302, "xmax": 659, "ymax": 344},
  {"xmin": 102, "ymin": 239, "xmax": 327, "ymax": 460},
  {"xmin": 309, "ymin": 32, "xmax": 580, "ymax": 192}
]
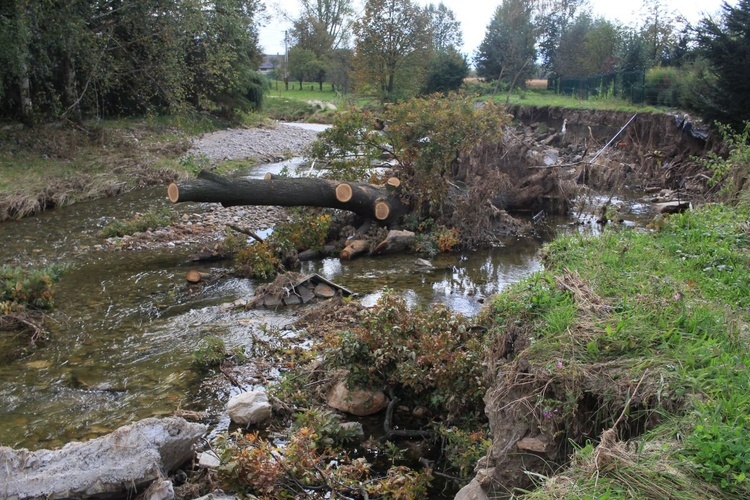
[{"xmin": 284, "ymin": 30, "xmax": 290, "ymax": 90}]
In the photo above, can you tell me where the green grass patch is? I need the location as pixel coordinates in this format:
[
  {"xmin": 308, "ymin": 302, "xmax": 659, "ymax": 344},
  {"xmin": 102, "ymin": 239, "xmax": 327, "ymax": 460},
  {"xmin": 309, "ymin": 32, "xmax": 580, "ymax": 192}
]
[
  {"xmin": 490, "ymin": 204, "xmax": 750, "ymax": 497},
  {"xmin": 487, "ymin": 88, "xmax": 666, "ymax": 113}
]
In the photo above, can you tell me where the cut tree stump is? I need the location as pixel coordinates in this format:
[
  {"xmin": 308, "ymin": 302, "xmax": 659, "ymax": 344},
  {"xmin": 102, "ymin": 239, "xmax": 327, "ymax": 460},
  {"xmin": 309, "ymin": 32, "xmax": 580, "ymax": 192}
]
[
  {"xmin": 168, "ymin": 171, "xmax": 407, "ymax": 225},
  {"xmin": 186, "ymin": 270, "xmax": 211, "ymax": 283}
]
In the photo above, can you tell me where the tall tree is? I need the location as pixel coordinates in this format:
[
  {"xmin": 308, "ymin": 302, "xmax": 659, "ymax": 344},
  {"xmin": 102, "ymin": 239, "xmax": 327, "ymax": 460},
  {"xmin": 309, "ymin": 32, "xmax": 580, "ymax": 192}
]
[
  {"xmin": 0, "ymin": 0, "xmax": 265, "ymax": 123},
  {"xmin": 291, "ymin": 0, "xmax": 353, "ymax": 56},
  {"xmin": 425, "ymin": 2, "xmax": 462, "ymax": 51},
  {"xmin": 533, "ymin": 0, "xmax": 585, "ymax": 74},
  {"xmin": 696, "ymin": 0, "xmax": 750, "ymax": 126},
  {"xmin": 422, "ymin": 2, "xmax": 468, "ymax": 94},
  {"xmin": 474, "ymin": 0, "xmax": 536, "ymax": 85},
  {"xmin": 638, "ymin": 0, "xmax": 684, "ymax": 67},
  {"xmin": 352, "ymin": 0, "xmax": 431, "ymax": 101},
  {"xmin": 554, "ymin": 14, "xmax": 620, "ymax": 77}
]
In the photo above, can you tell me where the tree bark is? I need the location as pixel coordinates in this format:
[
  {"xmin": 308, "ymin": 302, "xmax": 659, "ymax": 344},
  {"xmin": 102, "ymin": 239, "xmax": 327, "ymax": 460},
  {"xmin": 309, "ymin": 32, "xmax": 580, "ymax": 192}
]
[{"xmin": 168, "ymin": 171, "xmax": 407, "ymax": 225}]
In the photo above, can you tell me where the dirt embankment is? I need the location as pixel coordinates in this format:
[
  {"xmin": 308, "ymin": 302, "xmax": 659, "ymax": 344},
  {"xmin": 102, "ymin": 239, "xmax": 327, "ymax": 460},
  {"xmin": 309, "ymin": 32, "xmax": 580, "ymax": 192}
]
[
  {"xmin": 459, "ymin": 107, "xmax": 723, "ymax": 497},
  {"xmin": 506, "ymin": 105, "xmax": 719, "ymax": 199}
]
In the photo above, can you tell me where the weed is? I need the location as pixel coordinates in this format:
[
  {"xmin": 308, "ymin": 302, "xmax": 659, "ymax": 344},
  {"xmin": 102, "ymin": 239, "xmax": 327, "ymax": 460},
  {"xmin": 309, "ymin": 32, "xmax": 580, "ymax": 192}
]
[
  {"xmin": 192, "ymin": 336, "xmax": 227, "ymax": 369},
  {"xmin": 99, "ymin": 208, "xmax": 175, "ymax": 238},
  {"xmin": 233, "ymin": 241, "xmax": 281, "ymax": 280},
  {"xmin": 271, "ymin": 210, "xmax": 332, "ymax": 252},
  {"xmin": 700, "ymin": 121, "xmax": 750, "ymax": 204},
  {"xmin": 322, "ymin": 291, "xmax": 486, "ymax": 420}
]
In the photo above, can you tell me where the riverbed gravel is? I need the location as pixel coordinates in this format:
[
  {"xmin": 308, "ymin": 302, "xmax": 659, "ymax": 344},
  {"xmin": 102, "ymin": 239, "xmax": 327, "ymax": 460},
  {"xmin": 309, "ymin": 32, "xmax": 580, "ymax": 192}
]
[
  {"xmin": 188, "ymin": 122, "xmax": 322, "ymax": 162},
  {"xmin": 103, "ymin": 123, "xmax": 324, "ymax": 252}
]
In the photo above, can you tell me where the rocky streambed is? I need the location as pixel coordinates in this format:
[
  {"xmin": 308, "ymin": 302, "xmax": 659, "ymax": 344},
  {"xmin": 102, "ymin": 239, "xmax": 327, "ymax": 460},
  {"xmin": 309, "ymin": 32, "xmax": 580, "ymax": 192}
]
[{"xmin": 4, "ymin": 115, "xmax": 706, "ymax": 498}]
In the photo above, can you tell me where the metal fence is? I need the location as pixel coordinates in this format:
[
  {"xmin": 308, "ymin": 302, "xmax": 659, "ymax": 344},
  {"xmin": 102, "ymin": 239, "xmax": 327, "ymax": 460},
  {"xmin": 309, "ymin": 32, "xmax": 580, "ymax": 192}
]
[{"xmin": 547, "ymin": 71, "xmax": 646, "ymax": 103}]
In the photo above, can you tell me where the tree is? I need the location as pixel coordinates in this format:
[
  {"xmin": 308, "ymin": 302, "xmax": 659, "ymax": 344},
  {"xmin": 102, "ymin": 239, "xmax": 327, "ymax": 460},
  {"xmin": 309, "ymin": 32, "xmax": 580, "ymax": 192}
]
[
  {"xmin": 422, "ymin": 49, "xmax": 469, "ymax": 94},
  {"xmin": 474, "ymin": 0, "xmax": 536, "ymax": 87},
  {"xmin": 533, "ymin": 0, "xmax": 585, "ymax": 74},
  {"xmin": 288, "ymin": 47, "xmax": 318, "ymax": 89},
  {"xmin": 696, "ymin": 0, "xmax": 750, "ymax": 126},
  {"xmin": 425, "ymin": 2, "xmax": 462, "ymax": 51},
  {"xmin": 352, "ymin": 0, "xmax": 432, "ymax": 101},
  {"xmin": 554, "ymin": 14, "xmax": 620, "ymax": 77},
  {"xmin": 328, "ymin": 48, "xmax": 353, "ymax": 93},
  {"xmin": 618, "ymin": 29, "xmax": 648, "ymax": 72},
  {"xmin": 422, "ymin": 2, "xmax": 467, "ymax": 94},
  {"xmin": 639, "ymin": 0, "xmax": 685, "ymax": 67},
  {"xmin": 291, "ymin": 0, "xmax": 353, "ymax": 56},
  {"xmin": 0, "ymin": 0, "xmax": 265, "ymax": 124}
]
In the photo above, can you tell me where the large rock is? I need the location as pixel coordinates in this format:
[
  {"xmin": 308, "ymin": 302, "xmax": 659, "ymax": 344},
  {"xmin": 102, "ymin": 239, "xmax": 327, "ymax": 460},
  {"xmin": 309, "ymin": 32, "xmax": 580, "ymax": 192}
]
[
  {"xmin": 0, "ymin": 417, "xmax": 206, "ymax": 499},
  {"xmin": 326, "ymin": 380, "xmax": 389, "ymax": 416},
  {"xmin": 454, "ymin": 478, "xmax": 489, "ymax": 500},
  {"xmin": 227, "ymin": 391, "xmax": 272, "ymax": 425}
]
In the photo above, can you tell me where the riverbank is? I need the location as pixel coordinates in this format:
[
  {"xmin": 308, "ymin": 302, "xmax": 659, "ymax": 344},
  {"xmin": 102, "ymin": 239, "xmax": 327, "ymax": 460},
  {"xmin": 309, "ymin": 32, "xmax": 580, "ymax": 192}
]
[
  {"xmin": 462, "ymin": 202, "xmax": 750, "ymax": 497},
  {"xmin": 0, "ymin": 116, "xmax": 319, "ymax": 221}
]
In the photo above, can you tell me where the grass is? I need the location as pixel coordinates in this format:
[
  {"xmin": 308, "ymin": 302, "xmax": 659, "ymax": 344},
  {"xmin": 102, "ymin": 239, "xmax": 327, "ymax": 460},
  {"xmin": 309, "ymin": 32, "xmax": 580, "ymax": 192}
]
[
  {"xmin": 0, "ymin": 112, "xmax": 257, "ymax": 220},
  {"xmin": 99, "ymin": 207, "xmax": 176, "ymax": 238},
  {"xmin": 476, "ymin": 86, "xmax": 667, "ymax": 113},
  {"xmin": 486, "ymin": 204, "xmax": 750, "ymax": 497}
]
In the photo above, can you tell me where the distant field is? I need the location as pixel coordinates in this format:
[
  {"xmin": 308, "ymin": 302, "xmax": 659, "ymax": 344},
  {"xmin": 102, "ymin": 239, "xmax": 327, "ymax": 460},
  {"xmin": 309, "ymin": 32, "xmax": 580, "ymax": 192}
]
[{"xmin": 526, "ymin": 79, "xmax": 549, "ymax": 89}]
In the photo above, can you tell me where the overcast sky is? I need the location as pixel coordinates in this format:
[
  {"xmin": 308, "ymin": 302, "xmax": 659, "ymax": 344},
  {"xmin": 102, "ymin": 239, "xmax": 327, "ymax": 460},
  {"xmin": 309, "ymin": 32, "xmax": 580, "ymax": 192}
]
[{"xmin": 259, "ymin": 0, "xmax": 731, "ymax": 57}]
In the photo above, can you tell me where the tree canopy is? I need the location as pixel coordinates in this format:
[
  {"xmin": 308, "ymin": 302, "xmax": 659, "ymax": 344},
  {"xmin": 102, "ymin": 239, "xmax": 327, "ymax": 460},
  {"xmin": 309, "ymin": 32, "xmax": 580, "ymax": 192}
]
[
  {"xmin": 0, "ymin": 0, "xmax": 265, "ymax": 125},
  {"xmin": 352, "ymin": 0, "xmax": 432, "ymax": 101},
  {"xmin": 696, "ymin": 0, "xmax": 750, "ymax": 126},
  {"xmin": 474, "ymin": 0, "xmax": 536, "ymax": 85}
]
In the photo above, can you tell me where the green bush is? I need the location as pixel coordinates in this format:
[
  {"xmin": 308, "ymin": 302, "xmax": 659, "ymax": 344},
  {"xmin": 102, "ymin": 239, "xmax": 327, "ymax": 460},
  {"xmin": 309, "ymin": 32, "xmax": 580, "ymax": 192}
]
[
  {"xmin": 271, "ymin": 210, "xmax": 332, "ymax": 252},
  {"xmin": 700, "ymin": 121, "xmax": 750, "ymax": 205},
  {"xmin": 233, "ymin": 241, "xmax": 281, "ymax": 280},
  {"xmin": 322, "ymin": 291, "xmax": 486, "ymax": 420},
  {"xmin": 643, "ymin": 66, "xmax": 682, "ymax": 107},
  {"xmin": 192, "ymin": 335, "xmax": 227, "ymax": 369},
  {"xmin": 1, "ymin": 264, "xmax": 65, "ymax": 310}
]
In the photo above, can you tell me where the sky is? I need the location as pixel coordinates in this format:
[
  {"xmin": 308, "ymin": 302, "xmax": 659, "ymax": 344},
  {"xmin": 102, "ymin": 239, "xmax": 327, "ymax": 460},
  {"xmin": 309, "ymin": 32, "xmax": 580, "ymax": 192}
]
[{"xmin": 259, "ymin": 0, "xmax": 731, "ymax": 57}]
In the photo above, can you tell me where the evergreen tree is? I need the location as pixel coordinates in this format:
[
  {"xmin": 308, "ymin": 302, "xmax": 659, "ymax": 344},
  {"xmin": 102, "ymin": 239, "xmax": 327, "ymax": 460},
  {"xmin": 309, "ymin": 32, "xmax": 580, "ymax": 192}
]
[
  {"xmin": 474, "ymin": 0, "xmax": 536, "ymax": 85},
  {"xmin": 696, "ymin": 0, "xmax": 750, "ymax": 126}
]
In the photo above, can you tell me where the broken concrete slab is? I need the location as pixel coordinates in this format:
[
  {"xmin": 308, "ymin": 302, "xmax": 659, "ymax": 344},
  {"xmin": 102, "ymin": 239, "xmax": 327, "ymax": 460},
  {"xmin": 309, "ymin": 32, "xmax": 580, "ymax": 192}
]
[
  {"xmin": 249, "ymin": 272, "xmax": 352, "ymax": 308},
  {"xmin": 0, "ymin": 417, "xmax": 206, "ymax": 499}
]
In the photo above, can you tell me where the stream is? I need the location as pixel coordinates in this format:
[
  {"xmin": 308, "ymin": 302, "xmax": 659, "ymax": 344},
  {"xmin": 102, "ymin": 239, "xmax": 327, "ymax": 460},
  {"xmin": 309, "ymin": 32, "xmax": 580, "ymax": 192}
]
[{"xmin": 0, "ymin": 157, "xmax": 650, "ymax": 451}]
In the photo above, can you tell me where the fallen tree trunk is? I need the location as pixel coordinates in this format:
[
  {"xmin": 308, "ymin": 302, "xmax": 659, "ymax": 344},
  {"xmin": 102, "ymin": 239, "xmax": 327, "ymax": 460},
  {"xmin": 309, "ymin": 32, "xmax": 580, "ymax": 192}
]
[{"xmin": 168, "ymin": 171, "xmax": 407, "ymax": 225}]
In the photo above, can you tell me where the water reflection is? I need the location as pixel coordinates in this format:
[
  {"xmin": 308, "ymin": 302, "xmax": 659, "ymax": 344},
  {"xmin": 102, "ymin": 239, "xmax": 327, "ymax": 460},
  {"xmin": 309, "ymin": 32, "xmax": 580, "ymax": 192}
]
[{"xmin": 302, "ymin": 241, "xmax": 543, "ymax": 316}]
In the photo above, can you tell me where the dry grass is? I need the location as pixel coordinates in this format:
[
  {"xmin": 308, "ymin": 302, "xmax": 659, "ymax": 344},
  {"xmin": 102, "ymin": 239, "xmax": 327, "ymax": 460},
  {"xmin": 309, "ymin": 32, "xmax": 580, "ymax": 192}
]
[{"xmin": 526, "ymin": 79, "xmax": 549, "ymax": 90}]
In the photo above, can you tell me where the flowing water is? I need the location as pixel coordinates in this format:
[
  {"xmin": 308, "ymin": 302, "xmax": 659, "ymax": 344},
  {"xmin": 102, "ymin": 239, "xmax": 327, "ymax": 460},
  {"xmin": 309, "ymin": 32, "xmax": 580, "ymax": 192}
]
[{"xmin": 0, "ymin": 158, "xmax": 651, "ymax": 450}]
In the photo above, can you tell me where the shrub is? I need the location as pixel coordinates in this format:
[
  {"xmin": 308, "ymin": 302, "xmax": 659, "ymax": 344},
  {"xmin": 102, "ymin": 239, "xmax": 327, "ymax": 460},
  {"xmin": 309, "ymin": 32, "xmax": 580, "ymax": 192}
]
[
  {"xmin": 309, "ymin": 94, "xmax": 508, "ymax": 221},
  {"xmin": 700, "ymin": 121, "xmax": 750, "ymax": 205},
  {"xmin": 233, "ymin": 241, "xmax": 281, "ymax": 280},
  {"xmin": 192, "ymin": 335, "xmax": 227, "ymax": 369},
  {"xmin": 1, "ymin": 264, "xmax": 65, "ymax": 310},
  {"xmin": 271, "ymin": 210, "xmax": 332, "ymax": 252},
  {"xmin": 643, "ymin": 66, "xmax": 682, "ymax": 107},
  {"xmin": 322, "ymin": 291, "xmax": 486, "ymax": 420}
]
